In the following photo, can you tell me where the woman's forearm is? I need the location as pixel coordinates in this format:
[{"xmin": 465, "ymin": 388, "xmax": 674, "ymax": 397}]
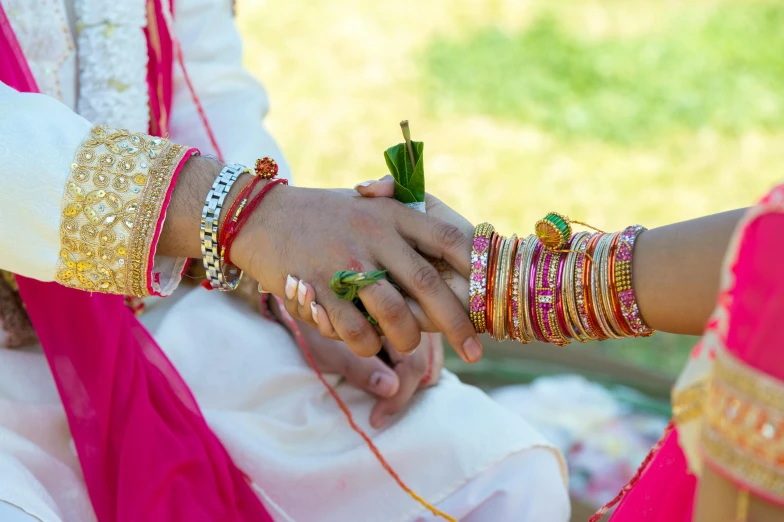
[{"xmin": 633, "ymin": 208, "xmax": 746, "ymax": 335}]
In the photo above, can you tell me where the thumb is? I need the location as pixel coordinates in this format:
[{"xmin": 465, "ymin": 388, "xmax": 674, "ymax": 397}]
[
  {"xmin": 354, "ymin": 175, "xmax": 395, "ymax": 198},
  {"xmin": 339, "ymin": 347, "xmax": 400, "ymax": 398}
]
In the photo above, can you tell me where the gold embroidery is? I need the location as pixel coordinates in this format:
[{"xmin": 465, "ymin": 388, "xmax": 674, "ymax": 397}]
[
  {"xmin": 672, "ymin": 381, "xmax": 706, "ymax": 424},
  {"xmin": 56, "ymin": 126, "xmax": 188, "ymax": 297},
  {"xmin": 702, "ymin": 349, "xmax": 784, "ymax": 502}
]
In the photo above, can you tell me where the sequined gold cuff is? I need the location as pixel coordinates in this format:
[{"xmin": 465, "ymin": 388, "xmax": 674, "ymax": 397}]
[
  {"xmin": 702, "ymin": 349, "xmax": 784, "ymax": 505},
  {"xmin": 56, "ymin": 126, "xmax": 194, "ymax": 297}
]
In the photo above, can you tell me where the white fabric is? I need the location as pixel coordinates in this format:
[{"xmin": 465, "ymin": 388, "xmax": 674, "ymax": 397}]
[
  {"xmin": 74, "ymin": 0, "xmax": 150, "ymax": 132},
  {"xmin": 0, "ymin": 0, "xmax": 570, "ymax": 520},
  {"xmin": 0, "ymin": 0, "xmax": 184, "ymax": 288},
  {"xmin": 0, "ymin": 287, "xmax": 569, "ymax": 522},
  {"xmin": 167, "ymin": 0, "xmax": 292, "ymax": 181},
  {"xmin": 0, "ymin": 83, "xmax": 91, "ymax": 281},
  {"xmin": 0, "ymin": 501, "xmax": 45, "ymax": 522}
]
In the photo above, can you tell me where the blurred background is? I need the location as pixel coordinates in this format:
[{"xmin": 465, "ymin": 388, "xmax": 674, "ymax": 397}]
[{"xmin": 236, "ymin": 0, "xmax": 784, "ymax": 518}]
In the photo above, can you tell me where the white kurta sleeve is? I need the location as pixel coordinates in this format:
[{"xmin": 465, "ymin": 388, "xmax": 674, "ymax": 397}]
[
  {"xmin": 0, "ymin": 81, "xmax": 92, "ymax": 281},
  {"xmin": 168, "ymin": 0, "xmax": 292, "ymax": 182},
  {"xmin": 0, "ymin": 81, "xmax": 196, "ymax": 297}
]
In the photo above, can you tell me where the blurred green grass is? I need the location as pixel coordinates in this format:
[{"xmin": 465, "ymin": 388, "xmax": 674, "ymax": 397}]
[
  {"xmin": 237, "ymin": 0, "xmax": 784, "ymax": 380},
  {"xmin": 424, "ymin": 4, "xmax": 784, "ymax": 143}
]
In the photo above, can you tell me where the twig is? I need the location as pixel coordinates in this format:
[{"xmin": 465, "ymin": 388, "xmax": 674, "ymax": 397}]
[{"xmin": 400, "ymin": 120, "xmax": 416, "ymax": 170}]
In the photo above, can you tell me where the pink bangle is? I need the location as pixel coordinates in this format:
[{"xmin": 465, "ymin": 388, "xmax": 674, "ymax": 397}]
[
  {"xmin": 528, "ymin": 243, "xmax": 546, "ymax": 342},
  {"xmin": 555, "ymin": 238, "xmax": 571, "ymax": 336},
  {"xmin": 469, "ymin": 223, "xmax": 495, "ymax": 333},
  {"xmin": 615, "ymin": 225, "xmax": 654, "ymax": 336},
  {"xmin": 535, "ymin": 248, "xmax": 569, "ymax": 346}
]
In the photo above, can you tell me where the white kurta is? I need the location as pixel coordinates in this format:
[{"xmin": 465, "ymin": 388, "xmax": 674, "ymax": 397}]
[{"xmin": 0, "ymin": 1, "xmax": 570, "ymax": 521}]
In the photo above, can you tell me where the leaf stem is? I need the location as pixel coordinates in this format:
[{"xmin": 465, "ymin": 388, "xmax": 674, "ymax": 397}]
[{"xmin": 400, "ymin": 120, "xmax": 416, "ymax": 170}]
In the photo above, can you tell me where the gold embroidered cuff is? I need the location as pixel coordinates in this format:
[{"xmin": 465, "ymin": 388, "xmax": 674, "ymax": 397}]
[
  {"xmin": 702, "ymin": 349, "xmax": 784, "ymax": 505},
  {"xmin": 56, "ymin": 126, "xmax": 192, "ymax": 297}
]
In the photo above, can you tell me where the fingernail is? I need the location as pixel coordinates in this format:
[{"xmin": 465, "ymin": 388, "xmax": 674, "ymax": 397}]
[
  {"xmin": 370, "ymin": 371, "xmax": 397, "ymax": 397},
  {"xmin": 285, "ymin": 275, "xmax": 298, "ymax": 300},
  {"xmin": 297, "ymin": 280, "xmax": 308, "ymax": 306},
  {"xmin": 310, "ymin": 301, "xmax": 319, "ymax": 325},
  {"xmin": 462, "ymin": 337, "xmax": 483, "ymax": 363},
  {"xmin": 353, "ymin": 180, "xmax": 376, "ymax": 190}
]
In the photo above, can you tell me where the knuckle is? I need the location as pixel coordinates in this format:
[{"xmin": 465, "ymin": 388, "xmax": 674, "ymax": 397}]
[
  {"xmin": 343, "ymin": 321, "xmax": 371, "ymax": 343},
  {"xmin": 432, "ymin": 221, "xmax": 466, "ymax": 251},
  {"xmin": 410, "ymin": 264, "xmax": 441, "ymax": 296},
  {"xmin": 447, "ymin": 311, "xmax": 471, "ymax": 336},
  {"xmin": 393, "ymin": 334, "xmax": 420, "ymax": 356},
  {"xmin": 348, "ymin": 208, "xmax": 382, "ymax": 235},
  {"xmin": 377, "ymin": 293, "xmax": 408, "ymax": 324}
]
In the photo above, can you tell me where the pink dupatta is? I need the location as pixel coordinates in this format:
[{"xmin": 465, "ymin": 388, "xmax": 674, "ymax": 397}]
[{"xmin": 0, "ymin": 3, "xmax": 272, "ymax": 521}]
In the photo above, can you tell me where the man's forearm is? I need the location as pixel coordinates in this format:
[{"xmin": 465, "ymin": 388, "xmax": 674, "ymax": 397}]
[{"xmin": 157, "ymin": 156, "xmax": 239, "ymax": 260}]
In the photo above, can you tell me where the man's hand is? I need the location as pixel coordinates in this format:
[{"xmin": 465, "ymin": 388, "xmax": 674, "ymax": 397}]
[
  {"xmin": 160, "ymin": 158, "xmax": 481, "ymax": 363},
  {"xmin": 293, "ymin": 316, "xmax": 444, "ymax": 429},
  {"xmin": 233, "ymin": 185, "xmax": 480, "ymax": 363}
]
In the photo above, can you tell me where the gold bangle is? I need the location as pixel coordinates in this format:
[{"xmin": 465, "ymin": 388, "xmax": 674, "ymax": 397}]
[
  {"xmin": 563, "ymin": 232, "xmax": 591, "ymax": 342},
  {"xmin": 593, "ymin": 234, "xmax": 621, "ymax": 339},
  {"xmin": 494, "ymin": 236, "xmax": 515, "ymax": 340},
  {"xmin": 517, "ymin": 235, "xmax": 537, "ymax": 343}
]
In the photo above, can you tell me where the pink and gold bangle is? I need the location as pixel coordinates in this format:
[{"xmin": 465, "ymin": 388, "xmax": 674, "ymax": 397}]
[
  {"xmin": 535, "ymin": 247, "xmax": 569, "ymax": 346},
  {"xmin": 528, "ymin": 243, "xmax": 546, "ymax": 342},
  {"xmin": 615, "ymin": 225, "xmax": 654, "ymax": 336},
  {"xmin": 555, "ymin": 236, "xmax": 572, "ymax": 337},
  {"xmin": 572, "ymin": 233, "xmax": 598, "ymax": 341},
  {"xmin": 512, "ymin": 236, "xmax": 536, "ymax": 342},
  {"xmin": 608, "ymin": 232, "xmax": 635, "ymax": 336},
  {"xmin": 469, "ymin": 223, "xmax": 495, "ymax": 333}
]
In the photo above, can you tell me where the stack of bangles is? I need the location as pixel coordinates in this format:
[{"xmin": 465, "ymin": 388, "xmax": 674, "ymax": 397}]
[
  {"xmin": 199, "ymin": 157, "xmax": 287, "ymax": 291},
  {"xmin": 469, "ymin": 213, "xmax": 655, "ymax": 344}
]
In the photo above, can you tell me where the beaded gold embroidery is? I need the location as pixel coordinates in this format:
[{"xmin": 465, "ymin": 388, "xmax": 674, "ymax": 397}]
[
  {"xmin": 56, "ymin": 126, "xmax": 189, "ymax": 297},
  {"xmin": 702, "ymin": 349, "xmax": 784, "ymax": 503},
  {"xmin": 672, "ymin": 381, "xmax": 706, "ymax": 425}
]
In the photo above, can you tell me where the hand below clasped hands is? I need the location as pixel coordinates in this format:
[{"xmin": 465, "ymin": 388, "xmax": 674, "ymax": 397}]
[{"xmin": 288, "ymin": 309, "xmax": 444, "ymax": 429}]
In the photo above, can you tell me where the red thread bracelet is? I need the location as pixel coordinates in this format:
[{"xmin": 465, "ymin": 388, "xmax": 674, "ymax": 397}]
[
  {"xmin": 201, "ymin": 157, "xmax": 286, "ymax": 290},
  {"xmin": 222, "ymin": 177, "xmax": 287, "ymax": 267}
]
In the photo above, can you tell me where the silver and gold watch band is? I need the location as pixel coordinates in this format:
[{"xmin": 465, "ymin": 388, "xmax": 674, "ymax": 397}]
[{"xmin": 200, "ymin": 163, "xmax": 248, "ymax": 291}]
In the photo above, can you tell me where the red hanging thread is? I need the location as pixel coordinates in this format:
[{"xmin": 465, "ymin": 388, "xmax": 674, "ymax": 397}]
[
  {"xmin": 272, "ymin": 297, "xmax": 456, "ymax": 522},
  {"xmin": 589, "ymin": 421, "xmax": 675, "ymax": 522},
  {"xmin": 159, "ymin": 8, "xmax": 449, "ymax": 515},
  {"xmin": 159, "ymin": 0, "xmax": 224, "ymax": 162}
]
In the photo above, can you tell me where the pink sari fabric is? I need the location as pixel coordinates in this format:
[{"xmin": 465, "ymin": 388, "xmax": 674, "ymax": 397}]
[
  {"xmin": 609, "ymin": 185, "xmax": 784, "ymax": 521},
  {"xmin": 0, "ymin": 3, "xmax": 272, "ymax": 521}
]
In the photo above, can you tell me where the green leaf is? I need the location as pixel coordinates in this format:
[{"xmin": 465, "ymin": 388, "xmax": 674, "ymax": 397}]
[{"xmin": 383, "ymin": 141, "xmax": 425, "ymax": 204}]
